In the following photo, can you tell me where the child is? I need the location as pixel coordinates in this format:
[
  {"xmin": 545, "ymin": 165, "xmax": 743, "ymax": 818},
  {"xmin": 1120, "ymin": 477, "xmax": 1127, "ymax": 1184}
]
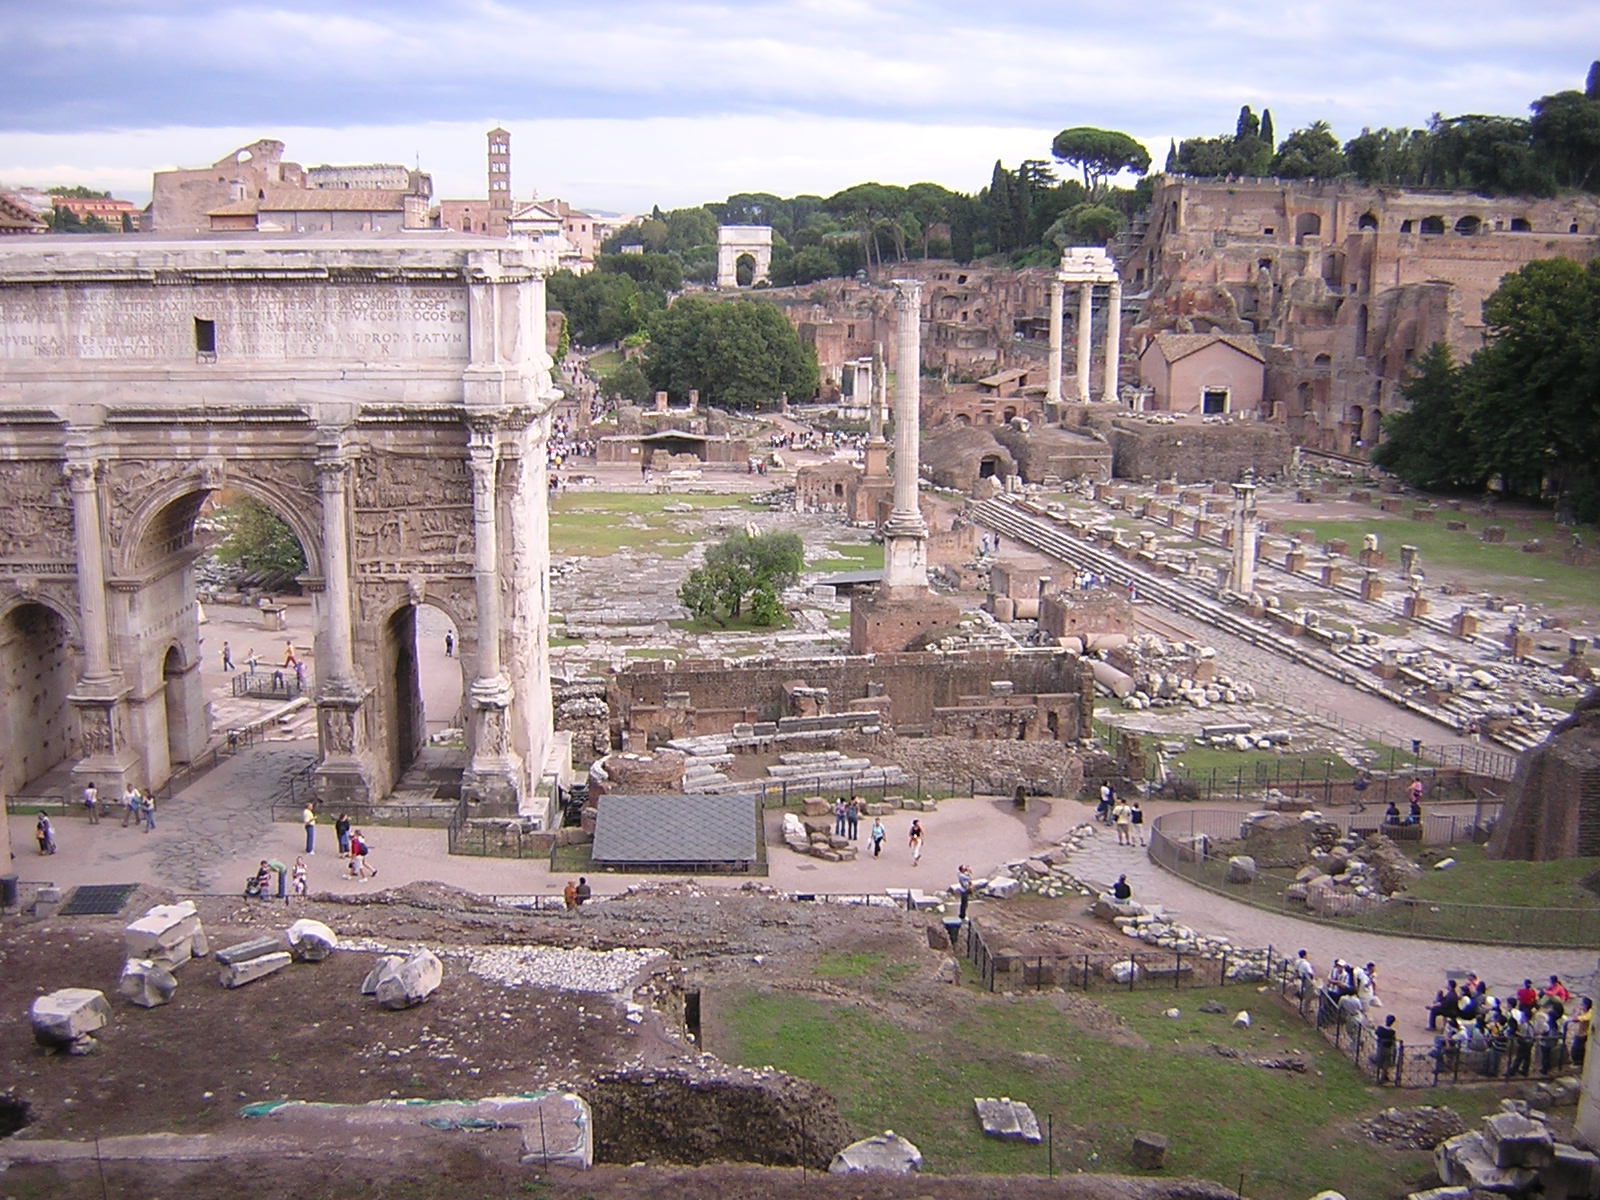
[{"xmin": 292, "ymin": 856, "xmax": 308, "ymax": 898}]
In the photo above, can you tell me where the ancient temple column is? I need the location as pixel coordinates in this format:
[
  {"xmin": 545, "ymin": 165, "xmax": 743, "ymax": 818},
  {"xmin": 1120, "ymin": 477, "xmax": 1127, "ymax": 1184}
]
[
  {"xmin": 468, "ymin": 431, "xmax": 504, "ymax": 682},
  {"xmin": 1046, "ymin": 278, "xmax": 1064, "ymax": 408},
  {"xmin": 872, "ymin": 340, "xmax": 888, "ymax": 436},
  {"xmin": 883, "ymin": 279, "xmax": 928, "ymax": 588},
  {"xmin": 316, "ymin": 457, "xmax": 356, "ymax": 686},
  {"xmin": 65, "ymin": 461, "xmax": 113, "ymax": 684},
  {"xmin": 1075, "ymin": 281, "xmax": 1094, "ymax": 402},
  {"xmin": 1229, "ymin": 480, "xmax": 1259, "ymax": 596},
  {"xmin": 1100, "ymin": 278, "xmax": 1123, "ymax": 404}
]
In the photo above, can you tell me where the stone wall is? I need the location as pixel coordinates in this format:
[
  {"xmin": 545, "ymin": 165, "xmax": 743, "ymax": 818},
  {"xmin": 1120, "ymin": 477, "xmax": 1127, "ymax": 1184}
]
[
  {"xmin": 608, "ymin": 649, "xmax": 1093, "ymax": 742},
  {"xmin": 1488, "ymin": 690, "xmax": 1600, "ymax": 861},
  {"xmin": 1108, "ymin": 419, "xmax": 1291, "ymax": 484}
]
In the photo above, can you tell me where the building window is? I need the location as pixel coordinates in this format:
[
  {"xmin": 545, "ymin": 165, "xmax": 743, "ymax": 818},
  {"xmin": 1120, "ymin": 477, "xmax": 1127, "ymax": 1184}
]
[
  {"xmin": 1201, "ymin": 387, "xmax": 1229, "ymax": 415},
  {"xmin": 193, "ymin": 318, "xmax": 217, "ymax": 362}
]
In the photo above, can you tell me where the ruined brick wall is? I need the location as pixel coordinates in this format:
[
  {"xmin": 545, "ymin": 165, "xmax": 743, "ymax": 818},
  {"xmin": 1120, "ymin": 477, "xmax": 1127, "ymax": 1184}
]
[
  {"xmin": 1039, "ymin": 589, "xmax": 1135, "ymax": 640},
  {"xmin": 1109, "ymin": 419, "xmax": 1291, "ymax": 483},
  {"xmin": 1488, "ymin": 692, "xmax": 1600, "ymax": 861},
  {"xmin": 608, "ymin": 650, "xmax": 1093, "ymax": 741}
]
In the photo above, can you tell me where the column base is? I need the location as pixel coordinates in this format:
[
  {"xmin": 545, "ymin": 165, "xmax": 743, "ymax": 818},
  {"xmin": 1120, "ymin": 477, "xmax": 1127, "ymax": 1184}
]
[{"xmin": 461, "ymin": 762, "xmax": 523, "ymax": 817}]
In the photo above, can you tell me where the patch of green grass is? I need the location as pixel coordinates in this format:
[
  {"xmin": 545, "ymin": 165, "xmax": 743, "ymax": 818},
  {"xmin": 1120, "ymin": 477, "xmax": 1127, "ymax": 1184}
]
[
  {"xmin": 719, "ymin": 984, "xmax": 1494, "ymax": 1196},
  {"xmin": 1295, "ymin": 517, "xmax": 1599, "ymax": 610},
  {"xmin": 669, "ymin": 613, "xmax": 793, "ymax": 634},
  {"xmin": 584, "ymin": 348, "xmax": 624, "ymax": 376},
  {"xmin": 623, "ymin": 647, "xmax": 681, "ymax": 659},
  {"xmin": 810, "ymin": 541, "xmax": 885, "ymax": 574},
  {"xmin": 548, "ymin": 843, "xmax": 594, "ymax": 872},
  {"xmin": 549, "ymin": 491, "xmax": 754, "ymax": 557},
  {"xmin": 827, "ymin": 611, "xmax": 851, "ymax": 630},
  {"xmin": 548, "ymin": 634, "xmax": 584, "ymax": 647},
  {"xmin": 1401, "ymin": 844, "xmax": 1600, "ymax": 910}
]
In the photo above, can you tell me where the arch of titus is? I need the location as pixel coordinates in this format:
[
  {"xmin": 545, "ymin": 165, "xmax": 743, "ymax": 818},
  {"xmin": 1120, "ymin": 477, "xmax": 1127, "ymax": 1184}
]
[
  {"xmin": 1045, "ymin": 247, "xmax": 1122, "ymax": 409},
  {"xmin": 0, "ymin": 237, "xmax": 560, "ymax": 822}
]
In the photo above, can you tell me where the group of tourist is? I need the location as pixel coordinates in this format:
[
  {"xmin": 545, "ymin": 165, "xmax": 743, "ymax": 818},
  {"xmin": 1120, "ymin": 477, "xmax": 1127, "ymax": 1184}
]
[
  {"xmin": 249, "ymin": 856, "xmax": 309, "ymax": 901},
  {"xmin": 561, "ymin": 876, "xmax": 592, "ymax": 909},
  {"xmin": 546, "ymin": 412, "xmax": 596, "ymax": 468},
  {"xmin": 1094, "ymin": 782, "xmax": 1145, "ymax": 846},
  {"xmin": 1425, "ymin": 973, "xmax": 1591, "ymax": 1077},
  {"xmin": 830, "ymin": 795, "xmax": 924, "ymax": 865}
]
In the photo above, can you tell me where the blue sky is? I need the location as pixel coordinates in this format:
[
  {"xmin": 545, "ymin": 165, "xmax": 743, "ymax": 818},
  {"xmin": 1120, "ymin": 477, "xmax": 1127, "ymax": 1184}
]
[{"xmin": 0, "ymin": 1, "xmax": 1588, "ymax": 214}]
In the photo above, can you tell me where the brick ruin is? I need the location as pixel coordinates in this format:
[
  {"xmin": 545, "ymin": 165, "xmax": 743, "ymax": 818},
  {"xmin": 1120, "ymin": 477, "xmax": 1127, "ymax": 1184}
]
[
  {"xmin": 604, "ymin": 649, "xmax": 1094, "ymax": 749},
  {"xmin": 1126, "ymin": 176, "xmax": 1600, "ymax": 453},
  {"xmin": 1488, "ymin": 689, "xmax": 1600, "ymax": 862}
]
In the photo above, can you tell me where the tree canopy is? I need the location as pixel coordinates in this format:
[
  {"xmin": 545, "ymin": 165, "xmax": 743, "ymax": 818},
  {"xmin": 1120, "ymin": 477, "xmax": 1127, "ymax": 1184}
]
[
  {"xmin": 1373, "ymin": 258, "xmax": 1600, "ymax": 519},
  {"xmin": 644, "ymin": 297, "xmax": 819, "ymax": 410},
  {"xmin": 213, "ymin": 498, "xmax": 307, "ymax": 591},
  {"xmin": 677, "ymin": 530, "xmax": 804, "ymax": 627},
  {"xmin": 1050, "ymin": 127, "xmax": 1152, "ymax": 195}
]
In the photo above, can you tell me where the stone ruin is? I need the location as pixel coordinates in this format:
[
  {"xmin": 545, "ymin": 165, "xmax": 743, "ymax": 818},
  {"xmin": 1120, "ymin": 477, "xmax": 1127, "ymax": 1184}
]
[
  {"xmin": 1427, "ymin": 1098, "xmax": 1598, "ymax": 1199},
  {"xmin": 1489, "ymin": 687, "xmax": 1600, "ymax": 862},
  {"xmin": 1206, "ymin": 812, "xmax": 1423, "ymax": 917}
]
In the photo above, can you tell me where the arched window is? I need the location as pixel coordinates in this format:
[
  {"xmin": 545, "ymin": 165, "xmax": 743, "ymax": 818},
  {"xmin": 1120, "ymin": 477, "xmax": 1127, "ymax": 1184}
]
[
  {"xmin": 1454, "ymin": 215, "xmax": 1482, "ymax": 236},
  {"xmin": 1420, "ymin": 215, "xmax": 1445, "ymax": 236},
  {"xmin": 1295, "ymin": 213, "xmax": 1322, "ymax": 244},
  {"xmin": 1510, "ymin": 217, "xmax": 1532, "ymax": 232},
  {"xmin": 1357, "ymin": 212, "xmax": 1379, "ymax": 232}
]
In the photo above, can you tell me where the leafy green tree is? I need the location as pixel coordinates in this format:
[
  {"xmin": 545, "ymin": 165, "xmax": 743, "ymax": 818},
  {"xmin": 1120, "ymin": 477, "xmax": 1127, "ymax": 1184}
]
[
  {"xmin": 546, "ymin": 270, "xmax": 663, "ymax": 346},
  {"xmin": 214, "ymin": 498, "xmax": 307, "ymax": 590},
  {"xmin": 677, "ymin": 530, "xmax": 803, "ymax": 626},
  {"xmin": 1260, "ymin": 109, "xmax": 1275, "ymax": 151},
  {"xmin": 1045, "ymin": 203, "xmax": 1123, "ymax": 248},
  {"xmin": 1529, "ymin": 89, "xmax": 1600, "ymax": 190},
  {"xmin": 48, "ymin": 185, "xmax": 110, "ymax": 199},
  {"xmin": 601, "ymin": 358, "xmax": 653, "ymax": 405},
  {"xmin": 1371, "ymin": 343, "xmax": 1477, "ymax": 488},
  {"xmin": 1049, "ymin": 127, "xmax": 1151, "ymax": 195},
  {"xmin": 774, "ymin": 244, "xmax": 842, "ymax": 286},
  {"xmin": 1270, "ymin": 121, "xmax": 1347, "ymax": 178},
  {"xmin": 644, "ymin": 297, "xmax": 818, "ymax": 410},
  {"xmin": 599, "ymin": 252, "xmax": 683, "ymax": 292},
  {"xmin": 554, "ymin": 315, "xmax": 570, "ymax": 364}
]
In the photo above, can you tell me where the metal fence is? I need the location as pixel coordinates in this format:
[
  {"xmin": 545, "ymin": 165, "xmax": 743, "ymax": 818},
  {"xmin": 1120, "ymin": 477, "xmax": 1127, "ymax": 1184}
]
[
  {"xmin": 268, "ymin": 795, "xmax": 455, "ymax": 827},
  {"xmin": 1148, "ymin": 809, "xmax": 1600, "ymax": 949},
  {"xmin": 231, "ymin": 672, "xmax": 306, "ymax": 701},
  {"xmin": 749, "ymin": 774, "xmax": 1079, "ymax": 810},
  {"xmin": 446, "ymin": 796, "xmax": 552, "ymax": 859},
  {"xmin": 963, "ymin": 917, "xmax": 1274, "ymax": 994}
]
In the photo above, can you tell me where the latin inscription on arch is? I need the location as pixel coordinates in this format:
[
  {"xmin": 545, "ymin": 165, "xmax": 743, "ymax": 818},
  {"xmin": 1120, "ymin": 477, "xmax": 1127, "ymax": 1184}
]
[{"xmin": 0, "ymin": 283, "xmax": 468, "ymax": 362}]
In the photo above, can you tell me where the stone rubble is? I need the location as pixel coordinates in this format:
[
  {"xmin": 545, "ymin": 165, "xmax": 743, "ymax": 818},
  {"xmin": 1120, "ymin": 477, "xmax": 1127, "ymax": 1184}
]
[
  {"xmin": 30, "ymin": 988, "xmax": 112, "ymax": 1053},
  {"xmin": 974, "ymin": 1096, "xmax": 1042, "ymax": 1143},
  {"xmin": 828, "ymin": 1129, "xmax": 923, "ymax": 1175},
  {"xmin": 286, "ymin": 919, "xmax": 339, "ymax": 962},
  {"xmin": 373, "ymin": 948, "xmax": 444, "ymax": 1010},
  {"xmin": 117, "ymin": 958, "xmax": 178, "ymax": 1008},
  {"xmin": 463, "ymin": 944, "xmax": 666, "ymax": 994},
  {"xmin": 122, "ymin": 901, "xmax": 209, "ymax": 969},
  {"xmin": 1428, "ymin": 1098, "xmax": 1599, "ymax": 1199}
]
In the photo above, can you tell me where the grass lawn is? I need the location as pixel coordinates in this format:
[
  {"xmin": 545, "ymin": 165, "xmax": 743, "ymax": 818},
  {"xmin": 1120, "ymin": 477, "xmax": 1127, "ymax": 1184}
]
[
  {"xmin": 585, "ymin": 348, "xmax": 624, "ymax": 376},
  {"xmin": 669, "ymin": 613, "xmax": 793, "ymax": 634},
  {"xmin": 549, "ymin": 491, "xmax": 753, "ymax": 557},
  {"xmin": 810, "ymin": 541, "xmax": 885, "ymax": 574},
  {"xmin": 1401, "ymin": 843, "xmax": 1600, "ymax": 910},
  {"xmin": 1293, "ymin": 517, "xmax": 1599, "ymax": 609},
  {"xmin": 718, "ymin": 981, "xmax": 1501, "ymax": 1197}
]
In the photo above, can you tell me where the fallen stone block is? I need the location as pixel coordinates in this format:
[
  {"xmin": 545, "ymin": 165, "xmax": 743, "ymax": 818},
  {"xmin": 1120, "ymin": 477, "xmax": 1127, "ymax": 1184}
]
[
  {"xmin": 1403, "ymin": 1188, "xmax": 1468, "ymax": 1200},
  {"xmin": 1130, "ymin": 1130, "xmax": 1168, "ymax": 1169},
  {"xmin": 829, "ymin": 1130, "xmax": 922, "ymax": 1175},
  {"xmin": 1435, "ymin": 1132, "xmax": 1539, "ymax": 1193},
  {"xmin": 220, "ymin": 951, "xmax": 292, "ymax": 988},
  {"xmin": 31, "ymin": 988, "xmax": 112, "ymax": 1048},
  {"xmin": 984, "ymin": 876, "xmax": 1020, "ymax": 899},
  {"xmin": 1482, "ymin": 1109, "xmax": 1554, "ymax": 1169},
  {"xmin": 1225, "ymin": 855, "xmax": 1257, "ymax": 884},
  {"xmin": 1548, "ymin": 1143, "xmax": 1600, "ymax": 1200},
  {"xmin": 287, "ymin": 920, "xmax": 338, "ymax": 963},
  {"xmin": 123, "ymin": 902, "xmax": 208, "ymax": 969},
  {"xmin": 215, "ymin": 935, "xmax": 286, "ymax": 966},
  {"xmin": 118, "ymin": 958, "xmax": 177, "ymax": 1008},
  {"xmin": 974, "ymin": 1097, "xmax": 1042, "ymax": 1143},
  {"xmin": 361, "ymin": 955, "xmax": 405, "ymax": 995},
  {"xmin": 375, "ymin": 949, "xmax": 443, "ymax": 1010}
]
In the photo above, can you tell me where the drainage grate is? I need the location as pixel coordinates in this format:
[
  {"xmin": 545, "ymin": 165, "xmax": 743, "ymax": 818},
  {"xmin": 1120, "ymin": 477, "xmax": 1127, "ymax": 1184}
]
[{"xmin": 57, "ymin": 883, "xmax": 139, "ymax": 917}]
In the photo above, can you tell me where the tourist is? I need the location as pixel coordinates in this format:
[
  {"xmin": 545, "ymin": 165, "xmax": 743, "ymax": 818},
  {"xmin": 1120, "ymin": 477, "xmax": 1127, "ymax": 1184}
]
[
  {"xmin": 266, "ymin": 857, "xmax": 287, "ymax": 900},
  {"xmin": 1111, "ymin": 798, "xmax": 1133, "ymax": 845},
  {"xmin": 444, "ymin": 631, "xmax": 454, "ymax": 657},
  {"xmin": 1407, "ymin": 776, "xmax": 1424, "ymax": 809},
  {"xmin": 1096, "ymin": 781, "xmax": 1113, "ymax": 823},
  {"xmin": 1293, "ymin": 949, "xmax": 1316, "ymax": 998},
  {"xmin": 82, "ymin": 780, "xmax": 99, "ymax": 825},
  {"xmin": 1372, "ymin": 1014, "xmax": 1398, "ymax": 1083},
  {"xmin": 1111, "ymin": 874, "xmax": 1131, "ymax": 902},
  {"xmin": 574, "ymin": 877, "xmax": 591, "ymax": 906},
  {"xmin": 349, "ymin": 830, "xmax": 376, "ymax": 879},
  {"xmin": 283, "ymin": 639, "xmax": 299, "ymax": 669},
  {"xmin": 252, "ymin": 860, "xmax": 273, "ymax": 898},
  {"xmin": 833, "ymin": 798, "xmax": 847, "ymax": 837},
  {"xmin": 1508, "ymin": 1011, "xmax": 1536, "ymax": 1077},
  {"xmin": 245, "ymin": 647, "xmax": 259, "ymax": 674},
  {"xmin": 302, "ymin": 801, "xmax": 316, "ymax": 854},
  {"xmin": 1129, "ymin": 800, "xmax": 1145, "ymax": 846},
  {"xmin": 869, "ymin": 817, "xmax": 885, "ymax": 858},
  {"xmin": 35, "ymin": 812, "xmax": 56, "ymax": 855},
  {"xmin": 1515, "ymin": 979, "xmax": 1539, "ymax": 1014},
  {"xmin": 563, "ymin": 879, "xmax": 578, "ymax": 910},
  {"xmin": 335, "ymin": 812, "xmax": 352, "ymax": 857},
  {"xmin": 1570, "ymin": 998, "xmax": 1592, "ymax": 1067},
  {"xmin": 1544, "ymin": 975, "xmax": 1573, "ymax": 1005},
  {"xmin": 956, "ymin": 864, "xmax": 974, "ymax": 919},
  {"xmin": 123, "ymin": 785, "xmax": 140, "ymax": 827},
  {"xmin": 1351, "ymin": 770, "xmax": 1370, "ymax": 811},
  {"xmin": 141, "ymin": 791, "xmax": 156, "ymax": 832},
  {"xmin": 1406, "ymin": 795, "xmax": 1422, "ymax": 825},
  {"xmin": 221, "ymin": 641, "xmax": 233, "ymax": 672},
  {"xmin": 1384, "ymin": 800, "xmax": 1401, "ymax": 824},
  {"xmin": 908, "ymin": 819, "xmax": 924, "ymax": 867},
  {"xmin": 292, "ymin": 856, "xmax": 308, "ymax": 899},
  {"xmin": 1428, "ymin": 980, "xmax": 1461, "ymax": 1031},
  {"xmin": 845, "ymin": 796, "xmax": 860, "ymax": 839}
]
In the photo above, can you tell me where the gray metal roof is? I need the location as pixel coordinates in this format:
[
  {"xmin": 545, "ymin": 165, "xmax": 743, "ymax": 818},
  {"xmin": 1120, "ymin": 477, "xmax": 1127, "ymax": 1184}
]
[{"xmin": 591, "ymin": 793, "xmax": 760, "ymax": 865}]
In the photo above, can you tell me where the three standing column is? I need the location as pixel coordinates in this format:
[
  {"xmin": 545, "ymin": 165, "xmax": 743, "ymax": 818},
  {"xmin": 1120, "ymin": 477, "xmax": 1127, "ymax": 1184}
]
[{"xmin": 1075, "ymin": 281, "xmax": 1094, "ymax": 403}]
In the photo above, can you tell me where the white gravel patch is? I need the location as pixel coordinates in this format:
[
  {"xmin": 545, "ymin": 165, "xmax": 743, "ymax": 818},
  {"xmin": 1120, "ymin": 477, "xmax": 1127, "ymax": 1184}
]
[{"xmin": 465, "ymin": 945, "xmax": 668, "ymax": 994}]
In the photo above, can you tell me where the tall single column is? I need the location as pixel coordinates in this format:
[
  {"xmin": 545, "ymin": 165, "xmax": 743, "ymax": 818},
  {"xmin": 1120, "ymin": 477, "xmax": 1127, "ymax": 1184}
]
[
  {"xmin": 872, "ymin": 340, "xmax": 888, "ymax": 436},
  {"xmin": 65, "ymin": 461, "xmax": 114, "ymax": 685},
  {"xmin": 1229, "ymin": 480, "xmax": 1259, "ymax": 596},
  {"xmin": 468, "ymin": 433, "xmax": 504, "ymax": 683},
  {"xmin": 1046, "ymin": 278, "xmax": 1065, "ymax": 408},
  {"xmin": 1075, "ymin": 281, "xmax": 1094, "ymax": 402},
  {"xmin": 316, "ymin": 457, "xmax": 356, "ymax": 688},
  {"xmin": 461, "ymin": 421, "xmax": 521, "ymax": 811},
  {"xmin": 883, "ymin": 279, "xmax": 927, "ymax": 588},
  {"xmin": 1100, "ymin": 278, "xmax": 1123, "ymax": 404}
]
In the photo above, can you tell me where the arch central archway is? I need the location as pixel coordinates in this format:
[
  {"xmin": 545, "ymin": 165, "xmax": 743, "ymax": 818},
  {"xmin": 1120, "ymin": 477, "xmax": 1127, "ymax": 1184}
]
[{"xmin": 0, "ymin": 600, "xmax": 78, "ymax": 795}]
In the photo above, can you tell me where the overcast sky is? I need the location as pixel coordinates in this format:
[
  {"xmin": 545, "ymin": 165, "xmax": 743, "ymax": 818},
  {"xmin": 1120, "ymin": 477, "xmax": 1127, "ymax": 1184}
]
[{"xmin": 0, "ymin": 1, "xmax": 1588, "ymax": 215}]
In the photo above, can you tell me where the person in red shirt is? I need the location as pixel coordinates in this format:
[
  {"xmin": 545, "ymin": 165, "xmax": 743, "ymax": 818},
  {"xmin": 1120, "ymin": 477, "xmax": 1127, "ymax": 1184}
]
[
  {"xmin": 1545, "ymin": 975, "xmax": 1572, "ymax": 1005},
  {"xmin": 1515, "ymin": 979, "xmax": 1539, "ymax": 1012}
]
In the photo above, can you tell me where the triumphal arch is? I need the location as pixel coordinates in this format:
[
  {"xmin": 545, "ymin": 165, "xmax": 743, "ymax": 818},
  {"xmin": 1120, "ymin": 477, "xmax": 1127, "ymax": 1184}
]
[{"xmin": 0, "ymin": 236, "xmax": 559, "ymax": 817}]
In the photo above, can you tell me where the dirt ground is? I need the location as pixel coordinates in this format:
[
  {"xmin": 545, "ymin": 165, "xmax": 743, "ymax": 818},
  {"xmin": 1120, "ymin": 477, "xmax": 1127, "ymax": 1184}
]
[{"xmin": 1, "ymin": 880, "xmax": 1255, "ymax": 1199}]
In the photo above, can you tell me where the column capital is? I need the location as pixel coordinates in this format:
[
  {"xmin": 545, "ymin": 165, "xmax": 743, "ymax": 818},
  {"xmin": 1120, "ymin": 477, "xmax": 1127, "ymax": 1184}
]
[
  {"xmin": 890, "ymin": 278, "xmax": 921, "ymax": 311},
  {"xmin": 64, "ymin": 460, "xmax": 98, "ymax": 491},
  {"xmin": 316, "ymin": 457, "xmax": 352, "ymax": 489}
]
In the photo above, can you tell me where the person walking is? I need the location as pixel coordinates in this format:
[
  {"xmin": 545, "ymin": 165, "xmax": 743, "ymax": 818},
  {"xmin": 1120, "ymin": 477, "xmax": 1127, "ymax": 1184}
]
[
  {"xmin": 845, "ymin": 796, "xmax": 860, "ymax": 839},
  {"xmin": 123, "ymin": 786, "xmax": 140, "ymax": 827},
  {"xmin": 869, "ymin": 817, "xmax": 885, "ymax": 858},
  {"xmin": 335, "ymin": 812, "xmax": 352, "ymax": 857},
  {"xmin": 35, "ymin": 812, "xmax": 56, "ymax": 855},
  {"xmin": 833, "ymin": 798, "xmax": 847, "ymax": 838},
  {"xmin": 221, "ymin": 641, "xmax": 234, "ymax": 672},
  {"xmin": 140, "ymin": 791, "xmax": 156, "ymax": 832},
  {"xmin": 908, "ymin": 819, "xmax": 924, "ymax": 867},
  {"xmin": 83, "ymin": 781, "xmax": 100, "ymax": 825},
  {"xmin": 1129, "ymin": 800, "xmax": 1145, "ymax": 846},
  {"xmin": 302, "ymin": 802, "xmax": 316, "ymax": 854},
  {"xmin": 1112, "ymin": 798, "xmax": 1133, "ymax": 846},
  {"xmin": 956, "ymin": 864, "xmax": 974, "ymax": 920},
  {"xmin": 245, "ymin": 647, "xmax": 259, "ymax": 675},
  {"xmin": 349, "ymin": 830, "xmax": 376, "ymax": 879},
  {"xmin": 292, "ymin": 856, "xmax": 308, "ymax": 899},
  {"xmin": 444, "ymin": 632, "xmax": 454, "ymax": 657}
]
